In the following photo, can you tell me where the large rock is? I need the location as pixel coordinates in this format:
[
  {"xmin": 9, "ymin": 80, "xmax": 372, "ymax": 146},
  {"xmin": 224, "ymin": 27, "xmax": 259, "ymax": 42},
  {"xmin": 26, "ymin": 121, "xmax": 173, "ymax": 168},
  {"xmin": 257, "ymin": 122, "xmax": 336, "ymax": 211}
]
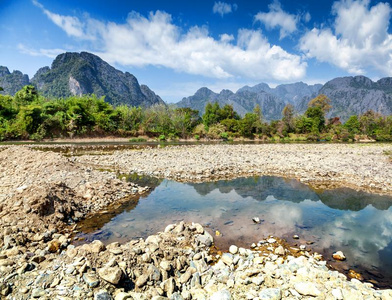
[
  {"xmin": 294, "ymin": 282, "xmax": 321, "ymax": 297},
  {"xmin": 98, "ymin": 266, "xmax": 123, "ymax": 285}
]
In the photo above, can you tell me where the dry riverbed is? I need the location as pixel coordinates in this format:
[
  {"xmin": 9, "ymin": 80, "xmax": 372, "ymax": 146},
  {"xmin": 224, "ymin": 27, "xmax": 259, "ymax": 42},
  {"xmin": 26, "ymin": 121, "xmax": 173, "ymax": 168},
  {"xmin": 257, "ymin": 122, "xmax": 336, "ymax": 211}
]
[
  {"xmin": 0, "ymin": 144, "xmax": 392, "ymax": 299},
  {"xmin": 73, "ymin": 143, "xmax": 392, "ymax": 195}
]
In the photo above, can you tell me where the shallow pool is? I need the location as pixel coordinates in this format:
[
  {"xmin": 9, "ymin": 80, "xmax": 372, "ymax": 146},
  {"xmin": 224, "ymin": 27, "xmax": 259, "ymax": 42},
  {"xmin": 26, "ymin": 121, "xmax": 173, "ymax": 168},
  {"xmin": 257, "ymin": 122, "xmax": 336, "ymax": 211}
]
[{"xmin": 76, "ymin": 176, "xmax": 392, "ymax": 288}]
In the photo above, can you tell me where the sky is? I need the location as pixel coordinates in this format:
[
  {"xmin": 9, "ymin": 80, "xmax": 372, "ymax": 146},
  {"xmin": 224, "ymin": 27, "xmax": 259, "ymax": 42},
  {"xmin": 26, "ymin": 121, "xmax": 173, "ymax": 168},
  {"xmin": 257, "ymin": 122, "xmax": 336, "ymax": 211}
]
[{"xmin": 1, "ymin": 0, "xmax": 392, "ymax": 102}]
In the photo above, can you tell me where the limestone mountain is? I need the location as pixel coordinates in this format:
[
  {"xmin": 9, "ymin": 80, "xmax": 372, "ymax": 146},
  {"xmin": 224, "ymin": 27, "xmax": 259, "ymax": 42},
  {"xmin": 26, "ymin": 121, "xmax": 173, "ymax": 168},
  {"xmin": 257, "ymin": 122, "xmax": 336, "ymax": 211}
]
[
  {"xmin": 30, "ymin": 52, "xmax": 164, "ymax": 107},
  {"xmin": 177, "ymin": 82, "xmax": 321, "ymax": 121},
  {"xmin": 0, "ymin": 67, "xmax": 30, "ymax": 95},
  {"xmin": 296, "ymin": 75, "xmax": 392, "ymax": 122}
]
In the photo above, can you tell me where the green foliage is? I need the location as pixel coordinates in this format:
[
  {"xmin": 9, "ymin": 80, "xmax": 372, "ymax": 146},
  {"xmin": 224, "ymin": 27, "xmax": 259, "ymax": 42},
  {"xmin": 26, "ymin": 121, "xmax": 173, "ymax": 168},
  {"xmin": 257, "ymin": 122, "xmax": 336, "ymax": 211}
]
[
  {"xmin": 1, "ymin": 85, "xmax": 392, "ymax": 142},
  {"xmin": 344, "ymin": 115, "xmax": 360, "ymax": 134},
  {"xmin": 129, "ymin": 137, "xmax": 147, "ymax": 142},
  {"xmin": 305, "ymin": 106, "xmax": 325, "ymax": 133}
]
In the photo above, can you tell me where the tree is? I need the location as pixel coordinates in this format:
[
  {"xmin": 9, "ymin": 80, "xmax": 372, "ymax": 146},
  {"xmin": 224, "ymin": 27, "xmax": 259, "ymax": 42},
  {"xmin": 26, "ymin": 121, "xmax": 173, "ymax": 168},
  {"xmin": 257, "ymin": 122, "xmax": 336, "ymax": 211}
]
[
  {"xmin": 344, "ymin": 115, "xmax": 360, "ymax": 134},
  {"xmin": 14, "ymin": 85, "xmax": 39, "ymax": 106},
  {"xmin": 282, "ymin": 104, "xmax": 295, "ymax": 133},
  {"xmin": 203, "ymin": 102, "xmax": 220, "ymax": 128},
  {"xmin": 308, "ymin": 94, "xmax": 332, "ymax": 114},
  {"xmin": 305, "ymin": 106, "xmax": 325, "ymax": 133},
  {"xmin": 0, "ymin": 87, "xmax": 3, "ymax": 92}
]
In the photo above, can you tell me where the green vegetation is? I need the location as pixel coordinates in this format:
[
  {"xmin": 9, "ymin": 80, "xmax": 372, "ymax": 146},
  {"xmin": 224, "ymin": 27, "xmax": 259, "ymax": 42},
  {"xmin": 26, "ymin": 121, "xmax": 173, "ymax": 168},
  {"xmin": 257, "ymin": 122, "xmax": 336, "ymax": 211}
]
[{"xmin": 1, "ymin": 87, "xmax": 392, "ymax": 142}]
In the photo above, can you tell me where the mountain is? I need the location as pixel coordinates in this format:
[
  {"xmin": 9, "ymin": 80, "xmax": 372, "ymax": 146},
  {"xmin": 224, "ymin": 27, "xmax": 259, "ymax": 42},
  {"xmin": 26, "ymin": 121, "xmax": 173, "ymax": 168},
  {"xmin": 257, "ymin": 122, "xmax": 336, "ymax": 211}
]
[
  {"xmin": 238, "ymin": 82, "xmax": 322, "ymax": 105},
  {"xmin": 0, "ymin": 52, "xmax": 164, "ymax": 107},
  {"xmin": 0, "ymin": 67, "xmax": 30, "ymax": 95},
  {"xmin": 296, "ymin": 75, "xmax": 392, "ymax": 121},
  {"xmin": 177, "ymin": 82, "xmax": 321, "ymax": 121},
  {"xmin": 178, "ymin": 76, "xmax": 392, "ymax": 122},
  {"xmin": 31, "ymin": 52, "xmax": 164, "ymax": 107}
]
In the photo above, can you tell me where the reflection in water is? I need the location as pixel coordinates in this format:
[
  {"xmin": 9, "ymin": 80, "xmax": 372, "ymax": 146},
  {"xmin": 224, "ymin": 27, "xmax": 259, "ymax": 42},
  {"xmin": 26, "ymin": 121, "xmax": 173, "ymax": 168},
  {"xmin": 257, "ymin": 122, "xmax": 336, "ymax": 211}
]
[{"xmin": 76, "ymin": 176, "xmax": 392, "ymax": 288}]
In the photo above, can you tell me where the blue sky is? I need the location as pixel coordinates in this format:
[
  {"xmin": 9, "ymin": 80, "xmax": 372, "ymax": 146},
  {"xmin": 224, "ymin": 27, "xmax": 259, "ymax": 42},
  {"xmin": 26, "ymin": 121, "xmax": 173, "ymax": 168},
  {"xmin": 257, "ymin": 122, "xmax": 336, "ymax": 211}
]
[{"xmin": 1, "ymin": 0, "xmax": 392, "ymax": 102}]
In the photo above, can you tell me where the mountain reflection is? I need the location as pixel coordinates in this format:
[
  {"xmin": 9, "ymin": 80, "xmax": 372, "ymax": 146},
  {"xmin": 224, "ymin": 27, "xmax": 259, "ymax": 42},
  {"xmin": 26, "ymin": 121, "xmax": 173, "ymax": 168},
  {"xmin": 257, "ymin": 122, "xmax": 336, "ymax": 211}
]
[{"xmin": 188, "ymin": 176, "xmax": 392, "ymax": 211}]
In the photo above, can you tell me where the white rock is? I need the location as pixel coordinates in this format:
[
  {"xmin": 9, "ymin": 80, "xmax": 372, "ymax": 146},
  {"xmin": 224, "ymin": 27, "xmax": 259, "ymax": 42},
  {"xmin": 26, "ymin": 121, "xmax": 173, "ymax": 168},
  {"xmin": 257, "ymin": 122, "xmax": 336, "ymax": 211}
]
[
  {"xmin": 229, "ymin": 245, "xmax": 238, "ymax": 254},
  {"xmin": 331, "ymin": 288, "xmax": 343, "ymax": 300},
  {"xmin": 294, "ymin": 282, "xmax": 321, "ymax": 297}
]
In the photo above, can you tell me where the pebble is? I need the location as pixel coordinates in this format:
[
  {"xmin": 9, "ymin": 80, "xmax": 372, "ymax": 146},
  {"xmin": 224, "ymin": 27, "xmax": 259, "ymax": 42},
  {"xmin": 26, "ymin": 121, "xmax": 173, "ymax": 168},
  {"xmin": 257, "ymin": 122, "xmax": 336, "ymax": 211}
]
[
  {"xmin": 332, "ymin": 251, "xmax": 346, "ymax": 261},
  {"xmin": 229, "ymin": 245, "xmax": 238, "ymax": 255}
]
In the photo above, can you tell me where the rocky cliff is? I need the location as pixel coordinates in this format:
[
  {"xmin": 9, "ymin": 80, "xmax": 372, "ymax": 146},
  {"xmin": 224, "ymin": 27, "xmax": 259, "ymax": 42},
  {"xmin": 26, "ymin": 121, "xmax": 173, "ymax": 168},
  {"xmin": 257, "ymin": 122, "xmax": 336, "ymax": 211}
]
[
  {"xmin": 0, "ymin": 66, "xmax": 30, "ymax": 95},
  {"xmin": 0, "ymin": 52, "xmax": 164, "ymax": 107},
  {"xmin": 299, "ymin": 76, "xmax": 392, "ymax": 121},
  {"xmin": 30, "ymin": 52, "xmax": 164, "ymax": 107}
]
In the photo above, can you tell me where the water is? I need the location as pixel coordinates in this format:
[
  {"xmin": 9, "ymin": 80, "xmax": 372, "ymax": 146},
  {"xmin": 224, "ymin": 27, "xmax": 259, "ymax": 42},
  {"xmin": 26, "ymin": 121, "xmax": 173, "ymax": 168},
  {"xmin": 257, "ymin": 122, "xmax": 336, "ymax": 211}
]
[{"xmin": 76, "ymin": 176, "xmax": 392, "ymax": 288}]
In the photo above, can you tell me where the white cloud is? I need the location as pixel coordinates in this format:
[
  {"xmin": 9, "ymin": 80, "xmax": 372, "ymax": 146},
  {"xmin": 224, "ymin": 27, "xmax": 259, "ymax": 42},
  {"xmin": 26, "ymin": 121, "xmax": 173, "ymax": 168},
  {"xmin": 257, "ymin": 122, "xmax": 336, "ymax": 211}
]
[
  {"xmin": 213, "ymin": 2, "xmax": 238, "ymax": 17},
  {"xmin": 255, "ymin": 0, "xmax": 298, "ymax": 39},
  {"xmin": 17, "ymin": 44, "xmax": 65, "ymax": 58},
  {"xmin": 300, "ymin": 0, "xmax": 392, "ymax": 76},
  {"xmin": 32, "ymin": 4, "xmax": 307, "ymax": 82}
]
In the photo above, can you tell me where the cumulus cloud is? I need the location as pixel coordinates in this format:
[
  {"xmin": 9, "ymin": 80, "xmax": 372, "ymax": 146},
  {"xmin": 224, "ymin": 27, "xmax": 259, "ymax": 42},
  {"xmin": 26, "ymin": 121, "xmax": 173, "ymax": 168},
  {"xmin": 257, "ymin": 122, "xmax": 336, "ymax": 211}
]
[
  {"xmin": 255, "ymin": 0, "xmax": 298, "ymax": 39},
  {"xmin": 32, "ymin": 3, "xmax": 307, "ymax": 81},
  {"xmin": 300, "ymin": 0, "xmax": 392, "ymax": 76},
  {"xmin": 213, "ymin": 2, "xmax": 238, "ymax": 17}
]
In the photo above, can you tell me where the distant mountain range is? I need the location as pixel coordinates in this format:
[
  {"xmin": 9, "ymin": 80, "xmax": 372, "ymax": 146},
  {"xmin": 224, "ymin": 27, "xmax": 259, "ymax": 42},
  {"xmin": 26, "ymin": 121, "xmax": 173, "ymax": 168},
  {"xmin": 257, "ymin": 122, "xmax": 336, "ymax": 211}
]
[
  {"xmin": 1, "ymin": 51, "xmax": 392, "ymax": 121},
  {"xmin": 177, "ymin": 76, "xmax": 392, "ymax": 121},
  {"xmin": 0, "ymin": 52, "xmax": 164, "ymax": 107}
]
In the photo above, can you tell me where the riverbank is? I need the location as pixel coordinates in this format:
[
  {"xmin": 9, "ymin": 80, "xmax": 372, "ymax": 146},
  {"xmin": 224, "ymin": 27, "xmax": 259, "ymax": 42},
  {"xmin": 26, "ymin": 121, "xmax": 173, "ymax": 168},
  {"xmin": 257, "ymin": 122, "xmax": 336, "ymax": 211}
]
[
  {"xmin": 1, "ymin": 144, "xmax": 392, "ymax": 298},
  {"xmin": 73, "ymin": 143, "xmax": 392, "ymax": 195}
]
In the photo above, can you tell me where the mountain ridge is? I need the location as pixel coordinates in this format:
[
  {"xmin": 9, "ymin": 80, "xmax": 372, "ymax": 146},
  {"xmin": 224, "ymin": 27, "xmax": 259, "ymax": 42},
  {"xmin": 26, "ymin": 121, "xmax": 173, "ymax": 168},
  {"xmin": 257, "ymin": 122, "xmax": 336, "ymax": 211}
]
[
  {"xmin": 0, "ymin": 52, "xmax": 164, "ymax": 108},
  {"xmin": 177, "ymin": 76, "xmax": 392, "ymax": 121}
]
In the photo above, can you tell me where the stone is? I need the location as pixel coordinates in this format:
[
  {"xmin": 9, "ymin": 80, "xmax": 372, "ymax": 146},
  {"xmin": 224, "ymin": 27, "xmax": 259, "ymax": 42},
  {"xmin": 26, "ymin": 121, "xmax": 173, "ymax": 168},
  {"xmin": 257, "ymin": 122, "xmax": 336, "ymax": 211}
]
[
  {"xmin": 160, "ymin": 260, "xmax": 172, "ymax": 271},
  {"xmin": 348, "ymin": 269, "xmax": 363, "ymax": 280},
  {"xmin": 179, "ymin": 270, "xmax": 192, "ymax": 284},
  {"xmin": 252, "ymin": 217, "xmax": 260, "ymax": 224},
  {"xmin": 229, "ymin": 245, "xmax": 238, "ymax": 254},
  {"xmin": 98, "ymin": 266, "xmax": 123, "ymax": 285},
  {"xmin": 210, "ymin": 289, "xmax": 231, "ymax": 300},
  {"xmin": 0, "ymin": 259, "xmax": 14, "ymax": 266},
  {"xmin": 95, "ymin": 290, "xmax": 113, "ymax": 300},
  {"xmin": 267, "ymin": 238, "xmax": 276, "ymax": 244},
  {"xmin": 164, "ymin": 224, "xmax": 175, "ymax": 233},
  {"xmin": 115, "ymin": 292, "xmax": 132, "ymax": 300},
  {"xmin": 294, "ymin": 282, "xmax": 321, "ymax": 297},
  {"xmin": 196, "ymin": 231, "xmax": 213, "ymax": 247},
  {"xmin": 146, "ymin": 235, "xmax": 162, "ymax": 245},
  {"xmin": 221, "ymin": 253, "xmax": 234, "ymax": 266},
  {"xmin": 136, "ymin": 274, "xmax": 149, "ymax": 287},
  {"xmin": 293, "ymin": 235, "xmax": 299, "ymax": 239},
  {"xmin": 83, "ymin": 273, "xmax": 100, "ymax": 288},
  {"xmin": 192, "ymin": 223, "xmax": 204, "ymax": 234},
  {"xmin": 90, "ymin": 240, "xmax": 106, "ymax": 253},
  {"xmin": 331, "ymin": 288, "xmax": 343, "ymax": 300},
  {"xmin": 160, "ymin": 278, "xmax": 175, "ymax": 297},
  {"xmin": 258, "ymin": 288, "xmax": 282, "ymax": 300},
  {"xmin": 0, "ymin": 283, "xmax": 11, "ymax": 296},
  {"xmin": 31, "ymin": 288, "xmax": 46, "ymax": 298},
  {"xmin": 332, "ymin": 251, "xmax": 346, "ymax": 261},
  {"xmin": 274, "ymin": 245, "xmax": 285, "ymax": 256}
]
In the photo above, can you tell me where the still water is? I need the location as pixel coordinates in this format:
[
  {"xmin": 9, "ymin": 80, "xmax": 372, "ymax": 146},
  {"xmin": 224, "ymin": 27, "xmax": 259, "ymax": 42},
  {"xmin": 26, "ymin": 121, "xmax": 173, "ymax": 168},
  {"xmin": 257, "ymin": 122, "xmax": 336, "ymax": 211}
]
[{"xmin": 76, "ymin": 176, "xmax": 392, "ymax": 288}]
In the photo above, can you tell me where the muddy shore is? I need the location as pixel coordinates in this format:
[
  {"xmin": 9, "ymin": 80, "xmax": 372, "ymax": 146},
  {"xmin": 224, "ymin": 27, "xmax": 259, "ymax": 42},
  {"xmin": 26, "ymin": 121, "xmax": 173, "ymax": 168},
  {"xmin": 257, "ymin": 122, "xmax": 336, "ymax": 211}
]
[{"xmin": 0, "ymin": 144, "xmax": 392, "ymax": 299}]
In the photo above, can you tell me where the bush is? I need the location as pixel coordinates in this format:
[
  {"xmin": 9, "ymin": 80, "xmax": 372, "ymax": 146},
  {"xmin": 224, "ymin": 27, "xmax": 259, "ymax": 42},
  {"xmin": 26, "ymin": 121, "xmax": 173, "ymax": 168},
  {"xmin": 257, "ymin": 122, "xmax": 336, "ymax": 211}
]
[
  {"xmin": 129, "ymin": 138, "xmax": 147, "ymax": 142},
  {"xmin": 158, "ymin": 134, "xmax": 166, "ymax": 141}
]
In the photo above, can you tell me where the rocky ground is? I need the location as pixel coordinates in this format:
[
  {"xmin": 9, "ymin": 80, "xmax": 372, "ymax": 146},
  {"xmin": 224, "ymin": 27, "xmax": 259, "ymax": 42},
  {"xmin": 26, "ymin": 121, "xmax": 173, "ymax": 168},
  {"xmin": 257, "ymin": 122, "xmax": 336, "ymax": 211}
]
[
  {"xmin": 0, "ymin": 144, "xmax": 392, "ymax": 299},
  {"xmin": 72, "ymin": 143, "xmax": 392, "ymax": 195}
]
